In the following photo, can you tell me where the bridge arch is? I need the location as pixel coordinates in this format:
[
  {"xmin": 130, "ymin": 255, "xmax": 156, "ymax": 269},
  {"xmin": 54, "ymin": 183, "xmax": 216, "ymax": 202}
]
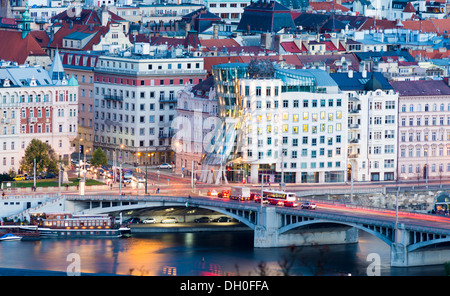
[
  {"xmin": 75, "ymin": 201, "xmax": 257, "ymax": 230},
  {"xmin": 407, "ymin": 237, "xmax": 450, "ymax": 252},
  {"xmin": 278, "ymin": 219, "xmax": 394, "ymax": 247}
]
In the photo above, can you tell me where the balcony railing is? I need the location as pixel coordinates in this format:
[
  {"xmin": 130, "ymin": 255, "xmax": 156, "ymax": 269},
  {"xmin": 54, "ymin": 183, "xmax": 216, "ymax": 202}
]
[{"xmin": 104, "ymin": 95, "xmax": 124, "ymax": 101}]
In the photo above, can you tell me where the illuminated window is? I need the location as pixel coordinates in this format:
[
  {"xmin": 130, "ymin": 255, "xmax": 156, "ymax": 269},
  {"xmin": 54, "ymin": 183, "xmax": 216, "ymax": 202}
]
[
  {"xmin": 328, "ymin": 113, "xmax": 333, "ymax": 121},
  {"xmin": 320, "ymin": 111, "xmax": 325, "ymax": 120},
  {"xmin": 282, "ymin": 124, "xmax": 288, "ymax": 132},
  {"xmin": 336, "ymin": 111, "xmax": 341, "ymax": 119},
  {"xmin": 293, "ymin": 126, "xmax": 299, "ymax": 134},
  {"xmin": 328, "ymin": 125, "xmax": 333, "ymax": 133},
  {"xmin": 320, "ymin": 124, "xmax": 325, "ymax": 132},
  {"xmin": 267, "ymin": 125, "xmax": 272, "ymax": 133},
  {"xmin": 312, "ymin": 113, "xmax": 317, "ymax": 122},
  {"xmin": 266, "ymin": 114, "xmax": 272, "ymax": 121},
  {"xmin": 293, "ymin": 114, "xmax": 299, "ymax": 122},
  {"xmin": 283, "ymin": 113, "xmax": 288, "ymax": 120},
  {"xmin": 336, "ymin": 123, "xmax": 341, "ymax": 131},
  {"xmin": 312, "ymin": 126, "xmax": 317, "ymax": 134},
  {"xmin": 303, "ymin": 112, "xmax": 309, "ymax": 120},
  {"xmin": 303, "ymin": 124, "xmax": 308, "ymax": 132}
]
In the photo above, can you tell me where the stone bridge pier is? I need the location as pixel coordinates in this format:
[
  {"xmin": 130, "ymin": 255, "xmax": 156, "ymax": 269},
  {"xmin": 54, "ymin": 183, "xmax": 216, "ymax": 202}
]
[{"xmin": 253, "ymin": 207, "xmax": 359, "ymax": 248}]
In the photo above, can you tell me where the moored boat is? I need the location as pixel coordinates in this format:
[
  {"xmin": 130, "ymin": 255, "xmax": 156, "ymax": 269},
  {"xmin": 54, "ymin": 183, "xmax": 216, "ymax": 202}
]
[
  {"xmin": 0, "ymin": 233, "xmax": 22, "ymax": 241},
  {"xmin": 30, "ymin": 212, "xmax": 130, "ymax": 238}
]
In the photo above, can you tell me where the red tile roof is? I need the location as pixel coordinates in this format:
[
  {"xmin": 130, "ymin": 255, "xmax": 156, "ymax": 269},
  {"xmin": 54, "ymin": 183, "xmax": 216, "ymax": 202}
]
[
  {"xmin": 280, "ymin": 41, "xmax": 302, "ymax": 53},
  {"xmin": 309, "ymin": 1, "xmax": 350, "ymax": 12},
  {"xmin": 0, "ymin": 30, "xmax": 48, "ymax": 64},
  {"xmin": 48, "ymin": 22, "xmax": 108, "ymax": 50}
]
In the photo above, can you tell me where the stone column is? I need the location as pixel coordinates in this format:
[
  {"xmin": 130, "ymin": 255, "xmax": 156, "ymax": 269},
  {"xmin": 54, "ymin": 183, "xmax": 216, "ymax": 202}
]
[
  {"xmin": 391, "ymin": 223, "xmax": 409, "ymax": 267},
  {"xmin": 254, "ymin": 207, "xmax": 279, "ymax": 247}
]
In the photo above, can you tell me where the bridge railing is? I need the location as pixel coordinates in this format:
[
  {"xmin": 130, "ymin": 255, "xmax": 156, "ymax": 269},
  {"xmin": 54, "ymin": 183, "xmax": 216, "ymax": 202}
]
[{"xmin": 65, "ymin": 195, "xmax": 261, "ymax": 211}]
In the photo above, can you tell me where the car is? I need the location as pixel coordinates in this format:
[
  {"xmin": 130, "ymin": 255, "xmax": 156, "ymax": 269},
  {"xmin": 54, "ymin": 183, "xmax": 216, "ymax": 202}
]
[
  {"xmin": 254, "ymin": 197, "xmax": 269, "ymax": 204},
  {"xmin": 217, "ymin": 190, "xmax": 230, "ymax": 198},
  {"xmin": 213, "ymin": 216, "xmax": 231, "ymax": 223},
  {"xmin": 13, "ymin": 175, "xmax": 25, "ymax": 181},
  {"xmin": 194, "ymin": 217, "xmax": 211, "ymax": 223},
  {"xmin": 158, "ymin": 163, "xmax": 172, "ymax": 169},
  {"xmin": 161, "ymin": 217, "xmax": 178, "ymax": 224},
  {"xmin": 124, "ymin": 218, "xmax": 141, "ymax": 224},
  {"xmin": 270, "ymin": 199, "xmax": 284, "ymax": 206},
  {"xmin": 208, "ymin": 189, "xmax": 218, "ymax": 197},
  {"xmin": 142, "ymin": 217, "xmax": 156, "ymax": 224},
  {"xmin": 45, "ymin": 173, "xmax": 56, "ymax": 179},
  {"xmin": 301, "ymin": 202, "xmax": 317, "ymax": 210},
  {"xmin": 283, "ymin": 201, "xmax": 299, "ymax": 207},
  {"xmin": 250, "ymin": 193, "xmax": 260, "ymax": 200}
]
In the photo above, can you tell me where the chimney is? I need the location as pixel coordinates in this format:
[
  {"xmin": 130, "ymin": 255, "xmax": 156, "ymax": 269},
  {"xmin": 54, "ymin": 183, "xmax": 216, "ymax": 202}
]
[
  {"xmin": 348, "ymin": 69, "xmax": 353, "ymax": 78},
  {"xmin": 213, "ymin": 24, "xmax": 219, "ymax": 39},
  {"xmin": 185, "ymin": 22, "xmax": 191, "ymax": 37},
  {"xmin": 362, "ymin": 68, "xmax": 367, "ymax": 78}
]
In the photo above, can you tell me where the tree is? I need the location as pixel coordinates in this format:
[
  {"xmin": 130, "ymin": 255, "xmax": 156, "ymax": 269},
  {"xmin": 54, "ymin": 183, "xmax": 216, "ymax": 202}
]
[
  {"xmin": 90, "ymin": 148, "xmax": 108, "ymax": 167},
  {"xmin": 20, "ymin": 139, "xmax": 59, "ymax": 175}
]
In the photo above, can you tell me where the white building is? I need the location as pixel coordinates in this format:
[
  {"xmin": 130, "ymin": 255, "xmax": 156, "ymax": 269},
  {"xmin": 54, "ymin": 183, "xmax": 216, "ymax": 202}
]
[
  {"xmin": 93, "ymin": 44, "xmax": 207, "ymax": 165},
  {"xmin": 391, "ymin": 79, "xmax": 450, "ymax": 183},
  {"xmin": 0, "ymin": 53, "xmax": 78, "ymax": 173},
  {"xmin": 240, "ymin": 68, "xmax": 348, "ymax": 184},
  {"xmin": 206, "ymin": 0, "xmax": 250, "ymax": 24},
  {"xmin": 331, "ymin": 71, "xmax": 398, "ymax": 182}
]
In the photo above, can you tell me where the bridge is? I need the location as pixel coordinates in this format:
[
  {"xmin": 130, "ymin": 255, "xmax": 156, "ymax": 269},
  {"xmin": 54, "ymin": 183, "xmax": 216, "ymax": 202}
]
[{"xmin": 8, "ymin": 194, "xmax": 450, "ymax": 267}]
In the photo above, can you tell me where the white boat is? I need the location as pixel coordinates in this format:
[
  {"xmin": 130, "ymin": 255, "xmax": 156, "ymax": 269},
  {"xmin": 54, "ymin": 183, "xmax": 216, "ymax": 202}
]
[{"xmin": 0, "ymin": 233, "xmax": 22, "ymax": 241}]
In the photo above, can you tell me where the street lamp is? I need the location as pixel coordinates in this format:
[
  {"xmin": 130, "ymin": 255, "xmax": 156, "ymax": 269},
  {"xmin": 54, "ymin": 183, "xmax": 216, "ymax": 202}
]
[
  {"xmin": 145, "ymin": 152, "xmax": 151, "ymax": 195},
  {"xmin": 119, "ymin": 144, "xmax": 124, "ymax": 196},
  {"xmin": 136, "ymin": 152, "xmax": 141, "ymax": 195},
  {"xmin": 78, "ymin": 138, "xmax": 83, "ymax": 178},
  {"xmin": 259, "ymin": 173, "xmax": 271, "ymax": 226}
]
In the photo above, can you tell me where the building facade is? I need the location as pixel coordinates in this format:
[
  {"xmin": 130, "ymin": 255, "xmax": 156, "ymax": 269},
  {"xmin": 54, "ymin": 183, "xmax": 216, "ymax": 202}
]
[
  {"xmin": 174, "ymin": 76, "xmax": 217, "ymax": 176},
  {"xmin": 93, "ymin": 43, "xmax": 207, "ymax": 166},
  {"xmin": 61, "ymin": 50, "xmax": 101, "ymax": 160},
  {"xmin": 391, "ymin": 79, "xmax": 450, "ymax": 183},
  {"xmin": 203, "ymin": 61, "xmax": 348, "ymax": 184},
  {"xmin": 0, "ymin": 59, "xmax": 78, "ymax": 173},
  {"xmin": 331, "ymin": 71, "xmax": 398, "ymax": 182}
]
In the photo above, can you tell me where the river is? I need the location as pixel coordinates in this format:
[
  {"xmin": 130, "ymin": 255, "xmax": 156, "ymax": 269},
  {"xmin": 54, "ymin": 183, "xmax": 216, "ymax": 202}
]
[{"xmin": 0, "ymin": 230, "xmax": 445, "ymax": 276}]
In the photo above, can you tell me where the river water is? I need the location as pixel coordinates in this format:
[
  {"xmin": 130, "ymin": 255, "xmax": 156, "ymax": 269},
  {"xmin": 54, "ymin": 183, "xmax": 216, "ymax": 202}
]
[{"xmin": 0, "ymin": 230, "xmax": 445, "ymax": 276}]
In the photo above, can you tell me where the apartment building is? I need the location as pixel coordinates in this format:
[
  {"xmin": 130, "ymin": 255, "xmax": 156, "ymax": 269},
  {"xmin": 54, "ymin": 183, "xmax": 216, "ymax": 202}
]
[
  {"xmin": 331, "ymin": 71, "xmax": 398, "ymax": 182},
  {"xmin": 206, "ymin": 0, "xmax": 251, "ymax": 24},
  {"xmin": 174, "ymin": 76, "xmax": 217, "ymax": 175},
  {"xmin": 240, "ymin": 68, "xmax": 348, "ymax": 184},
  {"xmin": 391, "ymin": 79, "xmax": 450, "ymax": 183},
  {"xmin": 0, "ymin": 58, "xmax": 78, "ymax": 173},
  {"xmin": 202, "ymin": 62, "xmax": 348, "ymax": 184},
  {"xmin": 61, "ymin": 50, "xmax": 101, "ymax": 159},
  {"xmin": 93, "ymin": 43, "xmax": 207, "ymax": 166}
]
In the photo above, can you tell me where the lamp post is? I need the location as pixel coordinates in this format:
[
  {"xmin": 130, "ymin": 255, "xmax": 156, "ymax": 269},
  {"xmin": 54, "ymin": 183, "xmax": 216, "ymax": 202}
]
[
  {"xmin": 119, "ymin": 144, "xmax": 124, "ymax": 196},
  {"xmin": 260, "ymin": 173, "xmax": 271, "ymax": 226},
  {"xmin": 78, "ymin": 138, "xmax": 83, "ymax": 178},
  {"xmin": 145, "ymin": 152, "xmax": 151, "ymax": 195},
  {"xmin": 136, "ymin": 152, "xmax": 141, "ymax": 195}
]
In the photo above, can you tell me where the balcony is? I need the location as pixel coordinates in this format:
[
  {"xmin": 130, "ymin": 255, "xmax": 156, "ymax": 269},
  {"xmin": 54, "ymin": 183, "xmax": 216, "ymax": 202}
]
[
  {"xmin": 349, "ymin": 138, "xmax": 359, "ymax": 144},
  {"xmin": 159, "ymin": 96, "xmax": 177, "ymax": 103},
  {"xmin": 349, "ymin": 123, "xmax": 359, "ymax": 129},
  {"xmin": 348, "ymin": 154, "xmax": 359, "ymax": 159},
  {"xmin": 104, "ymin": 95, "xmax": 124, "ymax": 101},
  {"xmin": 349, "ymin": 108, "xmax": 360, "ymax": 114}
]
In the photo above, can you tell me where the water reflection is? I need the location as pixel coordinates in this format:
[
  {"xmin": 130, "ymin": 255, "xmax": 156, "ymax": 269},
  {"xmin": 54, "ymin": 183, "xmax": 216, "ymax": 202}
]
[{"xmin": 0, "ymin": 231, "xmax": 445, "ymax": 276}]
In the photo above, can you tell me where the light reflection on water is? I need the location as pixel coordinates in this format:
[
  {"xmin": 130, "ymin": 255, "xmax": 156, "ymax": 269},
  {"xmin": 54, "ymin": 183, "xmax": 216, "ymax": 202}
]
[{"xmin": 0, "ymin": 231, "xmax": 445, "ymax": 276}]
